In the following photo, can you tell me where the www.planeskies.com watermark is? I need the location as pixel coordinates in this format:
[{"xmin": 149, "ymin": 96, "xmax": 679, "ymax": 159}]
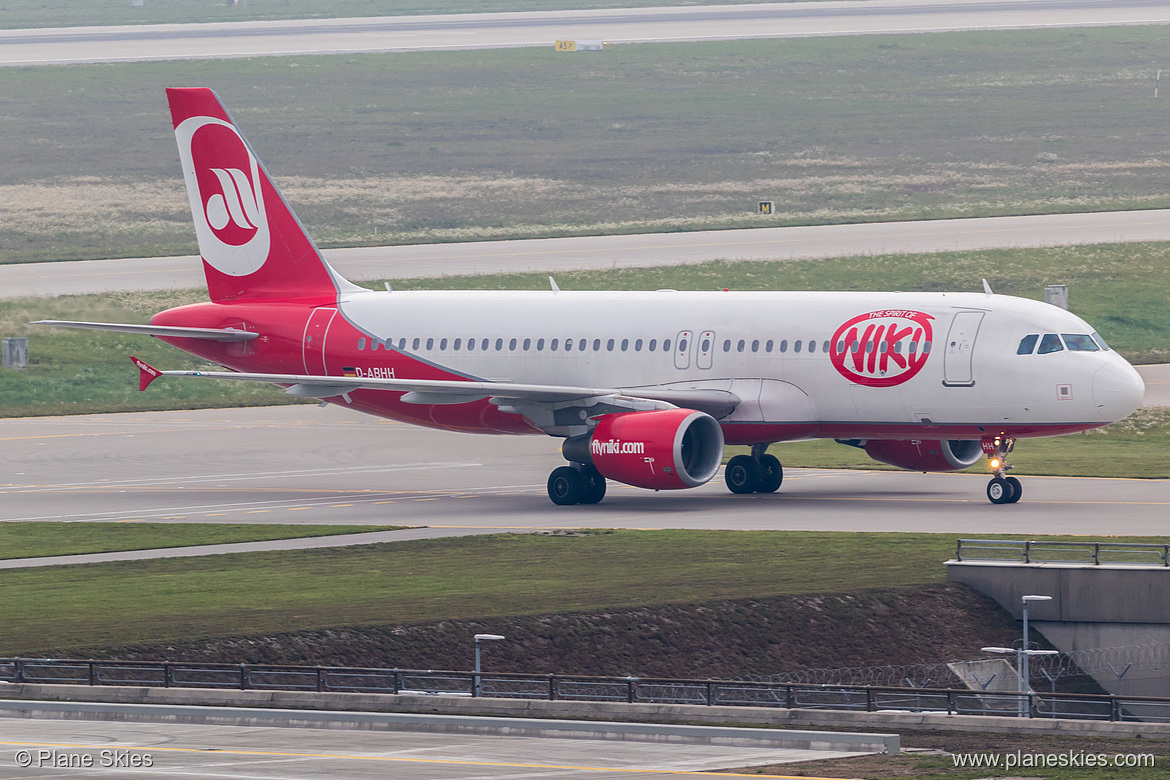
[{"xmin": 953, "ymin": 750, "xmax": 1154, "ymax": 770}]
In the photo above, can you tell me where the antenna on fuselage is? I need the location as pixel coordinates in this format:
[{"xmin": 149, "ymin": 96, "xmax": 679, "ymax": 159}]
[
  {"xmin": 384, "ymin": 282, "xmax": 393, "ymax": 292},
  {"xmin": 549, "ymin": 276, "xmax": 560, "ymax": 293},
  {"xmin": 982, "ymin": 278, "xmax": 993, "ymax": 297}
]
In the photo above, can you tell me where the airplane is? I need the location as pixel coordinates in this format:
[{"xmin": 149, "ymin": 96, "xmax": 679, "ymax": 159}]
[{"xmin": 39, "ymin": 87, "xmax": 1146, "ymax": 506}]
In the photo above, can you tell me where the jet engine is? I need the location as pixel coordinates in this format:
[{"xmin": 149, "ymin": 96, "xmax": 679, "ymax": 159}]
[
  {"xmin": 849, "ymin": 439, "xmax": 984, "ymax": 472},
  {"xmin": 563, "ymin": 409, "xmax": 724, "ymax": 490}
]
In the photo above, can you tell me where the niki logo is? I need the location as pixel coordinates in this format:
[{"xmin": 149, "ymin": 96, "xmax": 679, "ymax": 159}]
[
  {"xmin": 174, "ymin": 116, "xmax": 271, "ymax": 277},
  {"xmin": 830, "ymin": 310, "xmax": 934, "ymax": 387}
]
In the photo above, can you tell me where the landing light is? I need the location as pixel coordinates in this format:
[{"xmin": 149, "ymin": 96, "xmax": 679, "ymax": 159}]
[{"xmin": 988, "ymin": 458, "xmax": 1001, "ymax": 470}]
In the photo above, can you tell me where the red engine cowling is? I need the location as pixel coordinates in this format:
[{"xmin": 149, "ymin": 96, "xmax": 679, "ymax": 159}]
[
  {"xmin": 863, "ymin": 439, "xmax": 983, "ymax": 472},
  {"xmin": 583, "ymin": 409, "xmax": 725, "ymax": 490}
]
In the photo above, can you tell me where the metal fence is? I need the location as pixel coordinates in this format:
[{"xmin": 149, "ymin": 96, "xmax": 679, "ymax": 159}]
[
  {"xmin": 956, "ymin": 538, "xmax": 1170, "ymax": 566},
  {"xmin": 4, "ymin": 658, "xmax": 1170, "ymax": 723}
]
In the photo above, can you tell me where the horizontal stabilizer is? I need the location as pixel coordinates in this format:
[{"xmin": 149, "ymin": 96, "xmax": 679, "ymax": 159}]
[{"xmin": 35, "ymin": 320, "xmax": 258, "ymax": 341}]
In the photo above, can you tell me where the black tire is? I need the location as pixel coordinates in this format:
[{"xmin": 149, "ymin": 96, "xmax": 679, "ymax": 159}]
[
  {"xmin": 757, "ymin": 454, "xmax": 783, "ymax": 493},
  {"xmin": 725, "ymin": 454, "xmax": 760, "ymax": 494},
  {"xmin": 578, "ymin": 466, "xmax": 607, "ymax": 505},
  {"xmin": 548, "ymin": 466, "xmax": 584, "ymax": 506},
  {"xmin": 987, "ymin": 477, "xmax": 1012, "ymax": 505},
  {"xmin": 1005, "ymin": 476, "xmax": 1022, "ymax": 504}
]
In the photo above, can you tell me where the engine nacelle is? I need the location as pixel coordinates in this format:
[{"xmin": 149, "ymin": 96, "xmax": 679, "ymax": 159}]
[
  {"xmin": 564, "ymin": 409, "xmax": 725, "ymax": 490},
  {"xmin": 862, "ymin": 439, "xmax": 983, "ymax": 472}
]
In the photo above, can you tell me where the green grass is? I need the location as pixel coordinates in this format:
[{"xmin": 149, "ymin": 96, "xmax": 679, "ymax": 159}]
[
  {"xmin": 3, "ymin": 27, "xmax": 1170, "ymax": 262},
  {"xmin": 1, "ymin": 530, "xmax": 1164, "ymax": 655},
  {"xmin": 0, "ymin": 522, "xmax": 406, "ymax": 561}
]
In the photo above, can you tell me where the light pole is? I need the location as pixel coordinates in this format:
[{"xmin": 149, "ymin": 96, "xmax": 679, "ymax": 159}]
[
  {"xmin": 474, "ymin": 633, "xmax": 505, "ymax": 697},
  {"xmin": 982, "ymin": 594, "xmax": 1056, "ymax": 717}
]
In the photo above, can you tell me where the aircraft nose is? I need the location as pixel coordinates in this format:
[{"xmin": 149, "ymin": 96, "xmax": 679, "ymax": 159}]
[{"xmin": 1093, "ymin": 359, "xmax": 1145, "ymax": 421}]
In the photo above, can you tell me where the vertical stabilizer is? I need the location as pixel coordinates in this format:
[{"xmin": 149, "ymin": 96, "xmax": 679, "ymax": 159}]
[{"xmin": 167, "ymin": 87, "xmax": 351, "ymax": 304}]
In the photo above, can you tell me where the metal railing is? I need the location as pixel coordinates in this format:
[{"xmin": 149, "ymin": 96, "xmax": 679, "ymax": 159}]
[
  {"xmin": 4, "ymin": 657, "xmax": 1170, "ymax": 723},
  {"xmin": 956, "ymin": 538, "xmax": 1170, "ymax": 566}
]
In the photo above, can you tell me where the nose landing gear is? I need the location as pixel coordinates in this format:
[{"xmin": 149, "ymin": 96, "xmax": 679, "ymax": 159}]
[{"xmin": 983, "ymin": 436, "xmax": 1021, "ymax": 504}]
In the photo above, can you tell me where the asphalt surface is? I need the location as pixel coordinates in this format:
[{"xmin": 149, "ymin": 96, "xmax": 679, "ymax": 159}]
[
  {"xmin": 2, "ymin": 0, "xmax": 1168, "ymax": 66},
  {"xmin": 0, "ymin": 716, "xmax": 861, "ymax": 780},
  {"xmin": 6, "ymin": 210, "xmax": 1170, "ymax": 298},
  {"xmin": 2, "ymin": 405, "xmax": 1167, "ymax": 550}
]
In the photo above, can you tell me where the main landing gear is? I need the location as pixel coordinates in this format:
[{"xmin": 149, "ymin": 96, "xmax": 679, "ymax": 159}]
[
  {"xmin": 547, "ymin": 464, "xmax": 606, "ymax": 506},
  {"xmin": 725, "ymin": 444, "xmax": 783, "ymax": 495},
  {"xmin": 985, "ymin": 436, "xmax": 1022, "ymax": 505}
]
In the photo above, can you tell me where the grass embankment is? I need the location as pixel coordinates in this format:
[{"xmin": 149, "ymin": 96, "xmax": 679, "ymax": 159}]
[
  {"xmin": 3, "ymin": 27, "xmax": 1169, "ymax": 262},
  {"xmin": 1, "ymin": 530, "xmax": 1164, "ymax": 657},
  {"xmin": 0, "ymin": 522, "xmax": 406, "ymax": 561}
]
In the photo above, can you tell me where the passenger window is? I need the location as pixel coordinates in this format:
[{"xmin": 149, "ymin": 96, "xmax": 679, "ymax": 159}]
[
  {"xmin": 795, "ymin": 340, "xmax": 802, "ymax": 353},
  {"xmin": 823, "ymin": 340, "xmax": 830, "ymax": 353},
  {"xmin": 1063, "ymin": 334, "xmax": 1099, "ymax": 352},
  {"xmin": 751, "ymin": 339, "xmax": 759, "ymax": 353},
  {"xmin": 578, "ymin": 338, "xmax": 587, "ymax": 351},
  {"xmin": 1017, "ymin": 334, "xmax": 1039, "ymax": 355},
  {"xmin": 607, "ymin": 338, "xmax": 615, "ymax": 351},
  {"xmin": 454, "ymin": 338, "xmax": 462, "ymax": 350},
  {"xmin": 851, "ymin": 341, "xmax": 860, "ymax": 354},
  {"xmin": 425, "ymin": 338, "xmax": 433, "ymax": 350},
  {"xmin": 439, "ymin": 338, "xmax": 448, "ymax": 350},
  {"xmin": 701, "ymin": 338, "xmax": 709, "ymax": 352},
  {"xmin": 358, "ymin": 338, "xmax": 366, "ymax": 350},
  {"xmin": 398, "ymin": 338, "xmax": 407, "ymax": 350},
  {"xmin": 923, "ymin": 341, "xmax": 932, "ymax": 354},
  {"xmin": 1038, "ymin": 333, "xmax": 1064, "ymax": 354},
  {"xmin": 649, "ymin": 339, "xmax": 657, "ymax": 351},
  {"xmin": 621, "ymin": 338, "xmax": 629, "ymax": 351},
  {"xmin": 723, "ymin": 339, "xmax": 732, "ymax": 352},
  {"xmin": 523, "ymin": 338, "xmax": 531, "ymax": 350},
  {"xmin": 468, "ymin": 338, "xmax": 476, "ymax": 351},
  {"xmin": 509, "ymin": 338, "xmax": 517, "ymax": 351},
  {"xmin": 481, "ymin": 338, "xmax": 489, "ymax": 351},
  {"xmin": 737, "ymin": 339, "xmax": 745, "ymax": 352},
  {"xmin": 809, "ymin": 340, "xmax": 817, "ymax": 354},
  {"xmin": 565, "ymin": 339, "xmax": 573, "ymax": 352},
  {"xmin": 537, "ymin": 338, "xmax": 545, "ymax": 351},
  {"xmin": 635, "ymin": 338, "xmax": 643, "ymax": 351},
  {"xmin": 679, "ymin": 338, "xmax": 688, "ymax": 352},
  {"xmin": 780, "ymin": 340, "xmax": 788, "ymax": 353},
  {"xmin": 550, "ymin": 338, "xmax": 559, "ymax": 350},
  {"xmin": 493, "ymin": 338, "xmax": 502, "ymax": 351},
  {"xmin": 766, "ymin": 339, "xmax": 773, "ymax": 352},
  {"xmin": 663, "ymin": 339, "xmax": 671, "ymax": 352},
  {"xmin": 412, "ymin": 338, "xmax": 420, "ymax": 350}
]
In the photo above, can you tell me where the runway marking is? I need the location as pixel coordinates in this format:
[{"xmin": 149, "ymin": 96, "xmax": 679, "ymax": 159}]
[{"xmin": 0, "ymin": 739, "xmax": 843, "ymax": 778}]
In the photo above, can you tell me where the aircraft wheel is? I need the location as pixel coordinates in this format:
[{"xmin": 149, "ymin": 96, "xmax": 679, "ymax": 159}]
[
  {"xmin": 757, "ymin": 454, "xmax": 783, "ymax": 493},
  {"xmin": 548, "ymin": 466, "xmax": 584, "ymax": 506},
  {"xmin": 987, "ymin": 476, "xmax": 1014, "ymax": 505},
  {"xmin": 1005, "ymin": 476, "xmax": 1022, "ymax": 504},
  {"xmin": 725, "ymin": 455, "xmax": 760, "ymax": 494},
  {"xmin": 578, "ymin": 466, "xmax": 607, "ymax": 505}
]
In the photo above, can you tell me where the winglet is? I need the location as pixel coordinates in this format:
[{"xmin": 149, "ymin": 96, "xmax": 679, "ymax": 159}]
[{"xmin": 131, "ymin": 356, "xmax": 162, "ymax": 391}]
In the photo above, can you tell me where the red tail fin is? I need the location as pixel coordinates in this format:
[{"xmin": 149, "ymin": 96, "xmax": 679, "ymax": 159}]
[{"xmin": 167, "ymin": 88, "xmax": 345, "ymax": 305}]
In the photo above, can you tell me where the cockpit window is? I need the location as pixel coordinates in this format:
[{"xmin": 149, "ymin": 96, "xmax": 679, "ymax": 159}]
[
  {"xmin": 1091, "ymin": 331, "xmax": 1111, "ymax": 351},
  {"xmin": 1017, "ymin": 334, "xmax": 1039, "ymax": 355},
  {"xmin": 1037, "ymin": 333, "xmax": 1064, "ymax": 354},
  {"xmin": 1062, "ymin": 334, "xmax": 1099, "ymax": 352}
]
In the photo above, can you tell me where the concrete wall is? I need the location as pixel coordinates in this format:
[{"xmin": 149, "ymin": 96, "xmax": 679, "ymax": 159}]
[
  {"xmin": 7, "ymin": 682, "xmax": 1170, "ymax": 740},
  {"xmin": 947, "ymin": 560, "xmax": 1170, "ymax": 697}
]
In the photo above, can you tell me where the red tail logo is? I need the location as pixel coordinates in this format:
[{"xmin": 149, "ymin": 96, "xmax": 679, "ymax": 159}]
[{"xmin": 830, "ymin": 310, "xmax": 934, "ymax": 387}]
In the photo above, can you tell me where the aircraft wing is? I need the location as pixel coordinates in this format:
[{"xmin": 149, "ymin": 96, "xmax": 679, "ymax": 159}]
[
  {"xmin": 37, "ymin": 320, "xmax": 258, "ymax": 342},
  {"xmin": 131, "ymin": 358, "xmax": 739, "ymax": 416}
]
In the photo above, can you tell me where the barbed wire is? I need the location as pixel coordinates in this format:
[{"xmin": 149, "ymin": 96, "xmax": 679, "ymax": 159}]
[{"xmin": 729, "ymin": 642, "xmax": 1170, "ymax": 688}]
